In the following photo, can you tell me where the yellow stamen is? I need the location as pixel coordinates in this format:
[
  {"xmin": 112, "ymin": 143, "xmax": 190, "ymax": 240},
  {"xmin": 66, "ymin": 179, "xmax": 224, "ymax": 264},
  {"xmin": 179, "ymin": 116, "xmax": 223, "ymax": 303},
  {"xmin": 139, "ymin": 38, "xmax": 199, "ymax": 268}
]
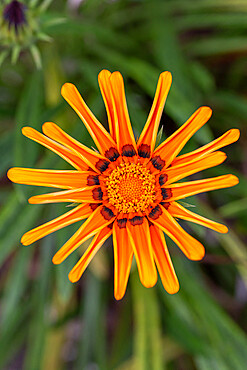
[{"xmin": 106, "ymin": 162, "xmax": 156, "ymax": 213}]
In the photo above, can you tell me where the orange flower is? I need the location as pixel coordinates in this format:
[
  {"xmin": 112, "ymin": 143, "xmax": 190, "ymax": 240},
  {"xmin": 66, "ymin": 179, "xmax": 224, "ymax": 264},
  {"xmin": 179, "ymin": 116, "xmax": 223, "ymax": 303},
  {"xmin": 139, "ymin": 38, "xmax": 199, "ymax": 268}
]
[{"xmin": 7, "ymin": 70, "xmax": 240, "ymax": 300}]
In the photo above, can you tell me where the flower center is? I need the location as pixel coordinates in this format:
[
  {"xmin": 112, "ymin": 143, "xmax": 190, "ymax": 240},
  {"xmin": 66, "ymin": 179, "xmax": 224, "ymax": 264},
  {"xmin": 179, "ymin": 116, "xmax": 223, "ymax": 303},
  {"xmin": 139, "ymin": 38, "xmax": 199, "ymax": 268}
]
[{"xmin": 106, "ymin": 162, "xmax": 156, "ymax": 213}]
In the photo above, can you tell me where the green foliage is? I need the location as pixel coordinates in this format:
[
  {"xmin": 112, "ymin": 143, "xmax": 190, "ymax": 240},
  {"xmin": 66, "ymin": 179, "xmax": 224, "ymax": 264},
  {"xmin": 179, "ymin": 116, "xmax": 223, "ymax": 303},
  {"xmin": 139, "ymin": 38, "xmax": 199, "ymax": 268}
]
[{"xmin": 0, "ymin": 0, "xmax": 246, "ymax": 369}]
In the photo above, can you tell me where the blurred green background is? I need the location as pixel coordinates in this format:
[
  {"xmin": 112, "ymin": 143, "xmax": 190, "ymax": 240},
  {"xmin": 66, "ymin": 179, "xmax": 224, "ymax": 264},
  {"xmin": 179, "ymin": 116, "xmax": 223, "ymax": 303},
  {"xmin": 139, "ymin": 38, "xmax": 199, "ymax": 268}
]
[{"xmin": 0, "ymin": 0, "xmax": 247, "ymax": 369}]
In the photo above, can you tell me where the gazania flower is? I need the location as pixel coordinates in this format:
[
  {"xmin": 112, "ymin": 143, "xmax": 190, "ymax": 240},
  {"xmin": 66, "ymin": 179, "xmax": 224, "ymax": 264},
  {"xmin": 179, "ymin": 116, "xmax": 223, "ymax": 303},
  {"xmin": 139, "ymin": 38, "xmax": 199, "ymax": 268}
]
[{"xmin": 7, "ymin": 70, "xmax": 239, "ymax": 300}]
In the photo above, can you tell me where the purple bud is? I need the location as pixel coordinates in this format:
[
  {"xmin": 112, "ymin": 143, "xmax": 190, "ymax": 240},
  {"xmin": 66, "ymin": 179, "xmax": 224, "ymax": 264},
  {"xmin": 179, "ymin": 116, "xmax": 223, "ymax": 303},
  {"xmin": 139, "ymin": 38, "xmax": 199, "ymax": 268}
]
[{"xmin": 3, "ymin": 0, "xmax": 27, "ymax": 32}]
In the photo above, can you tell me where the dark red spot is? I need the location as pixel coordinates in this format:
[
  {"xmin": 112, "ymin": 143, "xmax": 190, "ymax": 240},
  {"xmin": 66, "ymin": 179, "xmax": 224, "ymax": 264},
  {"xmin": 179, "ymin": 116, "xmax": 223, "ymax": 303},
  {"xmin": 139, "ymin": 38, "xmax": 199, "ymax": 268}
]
[
  {"xmin": 90, "ymin": 203, "xmax": 102, "ymax": 211},
  {"xmin": 129, "ymin": 216, "xmax": 144, "ymax": 226},
  {"xmin": 92, "ymin": 187, "xmax": 103, "ymax": 201},
  {"xmin": 159, "ymin": 173, "xmax": 167, "ymax": 186},
  {"xmin": 161, "ymin": 188, "xmax": 172, "ymax": 200},
  {"xmin": 117, "ymin": 218, "xmax": 127, "ymax": 229},
  {"xmin": 122, "ymin": 144, "xmax": 137, "ymax": 157},
  {"xmin": 148, "ymin": 205, "xmax": 162, "ymax": 220},
  {"xmin": 87, "ymin": 174, "xmax": 100, "ymax": 186},
  {"xmin": 107, "ymin": 223, "xmax": 113, "ymax": 229},
  {"xmin": 138, "ymin": 144, "xmax": 151, "ymax": 158},
  {"xmin": 101, "ymin": 206, "xmax": 115, "ymax": 220},
  {"xmin": 150, "ymin": 156, "xmax": 165, "ymax": 171},
  {"xmin": 96, "ymin": 159, "xmax": 110, "ymax": 173},
  {"xmin": 160, "ymin": 202, "xmax": 170, "ymax": 210},
  {"xmin": 105, "ymin": 147, "xmax": 120, "ymax": 162}
]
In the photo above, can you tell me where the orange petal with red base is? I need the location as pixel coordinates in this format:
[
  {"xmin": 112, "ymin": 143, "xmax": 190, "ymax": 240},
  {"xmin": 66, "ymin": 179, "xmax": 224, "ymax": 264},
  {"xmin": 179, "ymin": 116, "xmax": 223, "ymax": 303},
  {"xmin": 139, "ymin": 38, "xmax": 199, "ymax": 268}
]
[
  {"xmin": 113, "ymin": 221, "xmax": 134, "ymax": 300},
  {"xmin": 7, "ymin": 168, "xmax": 92, "ymax": 189},
  {"xmin": 28, "ymin": 186, "xmax": 103, "ymax": 204},
  {"xmin": 98, "ymin": 70, "xmax": 117, "ymax": 141},
  {"xmin": 21, "ymin": 203, "xmax": 92, "ymax": 246},
  {"xmin": 154, "ymin": 106, "xmax": 212, "ymax": 168},
  {"xmin": 52, "ymin": 205, "xmax": 115, "ymax": 264},
  {"xmin": 127, "ymin": 217, "xmax": 157, "ymax": 287},
  {"xmin": 137, "ymin": 71, "xmax": 172, "ymax": 155},
  {"xmin": 22, "ymin": 127, "xmax": 88, "ymax": 170},
  {"xmin": 110, "ymin": 72, "xmax": 137, "ymax": 155},
  {"xmin": 168, "ymin": 202, "xmax": 228, "ymax": 233},
  {"xmin": 165, "ymin": 151, "xmax": 226, "ymax": 185},
  {"xmin": 165, "ymin": 174, "xmax": 239, "ymax": 202},
  {"xmin": 42, "ymin": 122, "xmax": 110, "ymax": 173},
  {"xmin": 149, "ymin": 224, "xmax": 179, "ymax": 294},
  {"xmin": 149, "ymin": 206, "xmax": 205, "ymax": 260},
  {"xmin": 61, "ymin": 82, "xmax": 116, "ymax": 156},
  {"xmin": 172, "ymin": 129, "xmax": 240, "ymax": 167},
  {"xmin": 68, "ymin": 226, "xmax": 112, "ymax": 282}
]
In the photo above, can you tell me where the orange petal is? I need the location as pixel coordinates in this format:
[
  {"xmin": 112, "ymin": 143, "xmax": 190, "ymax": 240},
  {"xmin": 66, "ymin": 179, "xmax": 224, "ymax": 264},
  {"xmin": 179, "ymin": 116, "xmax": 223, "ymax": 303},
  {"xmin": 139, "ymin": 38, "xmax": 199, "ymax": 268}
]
[
  {"xmin": 98, "ymin": 70, "xmax": 116, "ymax": 141},
  {"xmin": 113, "ymin": 221, "xmax": 134, "ymax": 300},
  {"xmin": 154, "ymin": 106, "xmax": 212, "ymax": 168},
  {"xmin": 169, "ymin": 202, "xmax": 228, "ymax": 233},
  {"xmin": 52, "ymin": 205, "xmax": 115, "ymax": 264},
  {"xmin": 137, "ymin": 72, "xmax": 172, "ymax": 156},
  {"xmin": 22, "ymin": 127, "xmax": 88, "ymax": 170},
  {"xmin": 68, "ymin": 226, "xmax": 112, "ymax": 282},
  {"xmin": 165, "ymin": 151, "xmax": 226, "ymax": 185},
  {"xmin": 21, "ymin": 203, "xmax": 92, "ymax": 246},
  {"xmin": 149, "ymin": 205, "xmax": 205, "ymax": 260},
  {"xmin": 172, "ymin": 129, "xmax": 240, "ymax": 167},
  {"xmin": 165, "ymin": 174, "xmax": 239, "ymax": 202},
  {"xmin": 61, "ymin": 83, "xmax": 117, "ymax": 156},
  {"xmin": 28, "ymin": 186, "xmax": 103, "ymax": 204},
  {"xmin": 127, "ymin": 217, "xmax": 157, "ymax": 288},
  {"xmin": 149, "ymin": 224, "xmax": 179, "ymax": 294},
  {"xmin": 7, "ymin": 168, "xmax": 93, "ymax": 189},
  {"xmin": 42, "ymin": 122, "xmax": 111, "ymax": 174},
  {"xmin": 110, "ymin": 72, "xmax": 137, "ymax": 155}
]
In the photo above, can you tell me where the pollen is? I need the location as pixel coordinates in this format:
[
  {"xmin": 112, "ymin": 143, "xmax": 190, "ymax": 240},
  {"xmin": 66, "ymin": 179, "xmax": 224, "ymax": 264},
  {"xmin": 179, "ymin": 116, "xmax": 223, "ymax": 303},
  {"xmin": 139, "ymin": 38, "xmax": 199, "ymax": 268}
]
[{"xmin": 106, "ymin": 162, "xmax": 156, "ymax": 213}]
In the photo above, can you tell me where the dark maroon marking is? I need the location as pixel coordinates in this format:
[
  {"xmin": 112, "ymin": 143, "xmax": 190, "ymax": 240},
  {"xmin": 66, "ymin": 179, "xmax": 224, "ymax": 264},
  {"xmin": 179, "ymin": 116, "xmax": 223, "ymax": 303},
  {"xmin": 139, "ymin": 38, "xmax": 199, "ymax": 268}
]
[
  {"xmin": 3, "ymin": 1, "xmax": 26, "ymax": 32},
  {"xmin": 87, "ymin": 174, "xmax": 100, "ymax": 186},
  {"xmin": 96, "ymin": 159, "xmax": 110, "ymax": 173},
  {"xmin": 107, "ymin": 222, "xmax": 114, "ymax": 230},
  {"xmin": 138, "ymin": 144, "xmax": 151, "ymax": 158},
  {"xmin": 92, "ymin": 187, "xmax": 103, "ymax": 201},
  {"xmin": 101, "ymin": 206, "xmax": 115, "ymax": 220},
  {"xmin": 160, "ymin": 202, "xmax": 170, "ymax": 210},
  {"xmin": 148, "ymin": 205, "xmax": 162, "ymax": 220},
  {"xmin": 121, "ymin": 144, "xmax": 137, "ymax": 157},
  {"xmin": 90, "ymin": 203, "xmax": 102, "ymax": 211},
  {"xmin": 159, "ymin": 173, "xmax": 167, "ymax": 186},
  {"xmin": 117, "ymin": 218, "xmax": 127, "ymax": 229},
  {"xmin": 150, "ymin": 156, "xmax": 165, "ymax": 171},
  {"xmin": 161, "ymin": 188, "xmax": 172, "ymax": 200},
  {"xmin": 129, "ymin": 216, "xmax": 144, "ymax": 226},
  {"xmin": 105, "ymin": 147, "xmax": 120, "ymax": 162}
]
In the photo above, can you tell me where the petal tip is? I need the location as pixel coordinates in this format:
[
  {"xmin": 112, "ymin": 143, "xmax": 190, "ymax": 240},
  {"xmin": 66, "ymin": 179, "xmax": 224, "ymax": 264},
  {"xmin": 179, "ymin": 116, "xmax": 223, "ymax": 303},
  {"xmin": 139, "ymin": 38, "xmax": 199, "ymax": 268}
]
[
  {"xmin": 22, "ymin": 126, "xmax": 32, "ymax": 136},
  {"xmin": 114, "ymin": 291, "xmax": 125, "ymax": 301},
  {"xmin": 231, "ymin": 128, "xmax": 240, "ymax": 141},
  {"xmin": 200, "ymin": 106, "xmax": 212, "ymax": 118},
  {"xmin": 219, "ymin": 225, "xmax": 228, "ymax": 234},
  {"xmin": 21, "ymin": 234, "xmax": 30, "ymax": 246},
  {"xmin": 166, "ymin": 283, "xmax": 180, "ymax": 295},
  {"xmin": 61, "ymin": 82, "xmax": 75, "ymax": 97},
  {"xmin": 229, "ymin": 174, "xmax": 239, "ymax": 186},
  {"xmin": 52, "ymin": 254, "xmax": 61, "ymax": 265},
  {"xmin": 160, "ymin": 70, "xmax": 172, "ymax": 83},
  {"xmin": 98, "ymin": 69, "xmax": 111, "ymax": 80},
  {"xmin": 68, "ymin": 271, "xmax": 78, "ymax": 283},
  {"xmin": 7, "ymin": 168, "xmax": 15, "ymax": 182}
]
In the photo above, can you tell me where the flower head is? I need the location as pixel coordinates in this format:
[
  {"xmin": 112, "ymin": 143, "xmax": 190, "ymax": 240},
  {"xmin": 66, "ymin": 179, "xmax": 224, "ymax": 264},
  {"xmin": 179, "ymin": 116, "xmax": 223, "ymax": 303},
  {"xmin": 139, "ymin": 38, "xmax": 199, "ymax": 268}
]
[{"xmin": 7, "ymin": 70, "xmax": 240, "ymax": 300}]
